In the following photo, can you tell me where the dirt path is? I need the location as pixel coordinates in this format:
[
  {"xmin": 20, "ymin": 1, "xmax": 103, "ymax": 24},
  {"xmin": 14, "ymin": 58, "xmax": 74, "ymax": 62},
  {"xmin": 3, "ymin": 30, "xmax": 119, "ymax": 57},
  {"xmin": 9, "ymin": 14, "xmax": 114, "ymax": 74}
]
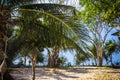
[{"xmin": 10, "ymin": 67, "xmax": 120, "ymax": 80}]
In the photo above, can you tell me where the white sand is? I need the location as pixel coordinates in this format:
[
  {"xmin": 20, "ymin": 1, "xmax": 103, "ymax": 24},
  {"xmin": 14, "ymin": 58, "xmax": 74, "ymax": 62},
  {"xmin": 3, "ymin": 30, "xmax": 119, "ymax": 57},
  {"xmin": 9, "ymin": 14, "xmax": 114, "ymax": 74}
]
[{"xmin": 10, "ymin": 67, "xmax": 120, "ymax": 80}]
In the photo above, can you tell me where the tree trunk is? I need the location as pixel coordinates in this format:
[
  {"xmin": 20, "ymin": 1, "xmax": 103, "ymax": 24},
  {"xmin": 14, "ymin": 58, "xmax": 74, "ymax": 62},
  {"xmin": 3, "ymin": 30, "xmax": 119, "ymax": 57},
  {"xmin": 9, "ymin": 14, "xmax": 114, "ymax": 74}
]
[
  {"xmin": 30, "ymin": 54, "xmax": 36, "ymax": 80},
  {"xmin": 54, "ymin": 48, "xmax": 59, "ymax": 67},
  {"xmin": 0, "ymin": 24, "xmax": 8, "ymax": 80},
  {"xmin": 47, "ymin": 48, "xmax": 59, "ymax": 67},
  {"xmin": 32, "ymin": 63, "xmax": 35, "ymax": 80},
  {"xmin": 24, "ymin": 56, "xmax": 26, "ymax": 66},
  {"xmin": 98, "ymin": 55, "xmax": 102, "ymax": 66},
  {"xmin": 0, "ymin": 38, "xmax": 4, "ymax": 64},
  {"xmin": 97, "ymin": 46, "xmax": 103, "ymax": 67},
  {"xmin": 97, "ymin": 50, "xmax": 103, "ymax": 66},
  {"xmin": 47, "ymin": 48, "xmax": 52, "ymax": 67}
]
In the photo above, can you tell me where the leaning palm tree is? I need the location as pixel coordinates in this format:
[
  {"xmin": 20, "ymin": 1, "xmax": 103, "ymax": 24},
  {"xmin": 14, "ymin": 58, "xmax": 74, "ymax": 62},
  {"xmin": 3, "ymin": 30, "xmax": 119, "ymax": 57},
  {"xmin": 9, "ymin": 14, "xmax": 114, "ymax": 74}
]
[
  {"xmin": 11, "ymin": 3, "xmax": 88, "ymax": 80},
  {"xmin": 19, "ymin": 3, "xmax": 88, "ymax": 68}
]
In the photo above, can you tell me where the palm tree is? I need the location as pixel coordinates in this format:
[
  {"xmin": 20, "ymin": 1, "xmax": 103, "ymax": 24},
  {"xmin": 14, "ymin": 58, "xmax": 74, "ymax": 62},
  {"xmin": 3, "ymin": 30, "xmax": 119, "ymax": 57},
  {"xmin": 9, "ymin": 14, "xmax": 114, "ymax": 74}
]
[
  {"xmin": 10, "ymin": 3, "xmax": 87, "ymax": 80},
  {"xmin": 28, "ymin": 48, "xmax": 42, "ymax": 80},
  {"xmin": 18, "ymin": 3, "xmax": 87, "ymax": 68},
  {"xmin": 0, "ymin": 1, "xmax": 86, "ymax": 79}
]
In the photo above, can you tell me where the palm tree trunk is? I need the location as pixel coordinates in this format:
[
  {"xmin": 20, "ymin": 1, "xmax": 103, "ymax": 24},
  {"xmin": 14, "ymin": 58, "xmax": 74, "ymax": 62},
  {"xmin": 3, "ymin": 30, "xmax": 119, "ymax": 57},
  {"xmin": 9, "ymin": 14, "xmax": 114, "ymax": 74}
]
[
  {"xmin": 98, "ymin": 56, "xmax": 102, "ymax": 66},
  {"xmin": 0, "ymin": 26, "xmax": 8, "ymax": 80},
  {"xmin": 32, "ymin": 62, "xmax": 35, "ymax": 80},
  {"xmin": 24, "ymin": 56, "xmax": 26, "ymax": 66},
  {"xmin": 30, "ymin": 54, "xmax": 36, "ymax": 80},
  {"xmin": 47, "ymin": 48, "xmax": 59, "ymax": 67},
  {"xmin": 47, "ymin": 48, "xmax": 52, "ymax": 67},
  {"xmin": 53, "ymin": 47, "xmax": 59, "ymax": 67},
  {"xmin": 0, "ymin": 37, "xmax": 4, "ymax": 64},
  {"xmin": 97, "ymin": 47, "xmax": 103, "ymax": 66}
]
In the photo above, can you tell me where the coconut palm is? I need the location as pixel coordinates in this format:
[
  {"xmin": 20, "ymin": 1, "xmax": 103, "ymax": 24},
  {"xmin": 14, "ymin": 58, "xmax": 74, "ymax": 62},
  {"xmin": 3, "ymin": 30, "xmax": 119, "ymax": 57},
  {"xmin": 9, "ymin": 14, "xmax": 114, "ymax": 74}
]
[
  {"xmin": 10, "ymin": 3, "xmax": 87, "ymax": 80},
  {"xmin": 17, "ymin": 3, "xmax": 87, "ymax": 68}
]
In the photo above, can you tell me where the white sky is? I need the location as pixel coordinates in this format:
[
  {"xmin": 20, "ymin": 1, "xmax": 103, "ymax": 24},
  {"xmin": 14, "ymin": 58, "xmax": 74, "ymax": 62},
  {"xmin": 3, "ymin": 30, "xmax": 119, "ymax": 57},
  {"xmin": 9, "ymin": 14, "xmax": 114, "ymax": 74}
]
[{"xmin": 34, "ymin": 0, "xmax": 81, "ymax": 10}]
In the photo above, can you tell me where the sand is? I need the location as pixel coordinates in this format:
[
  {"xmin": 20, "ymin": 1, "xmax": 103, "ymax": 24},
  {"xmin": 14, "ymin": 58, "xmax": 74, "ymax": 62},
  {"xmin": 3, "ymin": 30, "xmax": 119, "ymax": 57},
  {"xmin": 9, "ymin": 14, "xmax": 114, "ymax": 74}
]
[{"xmin": 10, "ymin": 67, "xmax": 120, "ymax": 80}]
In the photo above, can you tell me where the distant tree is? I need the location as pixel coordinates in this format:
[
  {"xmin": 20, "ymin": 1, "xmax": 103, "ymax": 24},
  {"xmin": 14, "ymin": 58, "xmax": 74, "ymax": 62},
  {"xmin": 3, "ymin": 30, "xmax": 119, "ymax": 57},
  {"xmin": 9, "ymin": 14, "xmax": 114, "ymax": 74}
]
[
  {"xmin": 84, "ymin": 19, "xmax": 113, "ymax": 66},
  {"xmin": 78, "ymin": 0, "xmax": 117, "ymax": 66}
]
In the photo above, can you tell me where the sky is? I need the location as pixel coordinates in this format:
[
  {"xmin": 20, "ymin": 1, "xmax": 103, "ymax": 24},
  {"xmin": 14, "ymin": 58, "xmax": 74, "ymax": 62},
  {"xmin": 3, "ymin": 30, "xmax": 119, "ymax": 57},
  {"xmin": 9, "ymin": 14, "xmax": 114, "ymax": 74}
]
[{"xmin": 34, "ymin": 0, "xmax": 80, "ymax": 9}]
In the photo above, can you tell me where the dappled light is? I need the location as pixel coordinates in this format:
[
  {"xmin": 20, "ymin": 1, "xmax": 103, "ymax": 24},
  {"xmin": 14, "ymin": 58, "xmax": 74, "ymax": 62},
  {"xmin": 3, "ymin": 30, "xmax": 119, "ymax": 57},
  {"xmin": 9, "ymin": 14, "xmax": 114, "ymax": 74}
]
[{"xmin": 10, "ymin": 67, "xmax": 120, "ymax": 80}]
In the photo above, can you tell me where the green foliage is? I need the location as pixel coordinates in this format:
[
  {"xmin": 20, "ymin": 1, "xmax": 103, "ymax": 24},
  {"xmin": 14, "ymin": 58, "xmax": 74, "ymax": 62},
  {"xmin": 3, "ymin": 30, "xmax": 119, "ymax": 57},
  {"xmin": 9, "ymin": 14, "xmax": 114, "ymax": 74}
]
[
  {"xmin": 75, "ymin": 52, "xmax": 90, "ymax": 65},
  {"xmin": 17, "ymin": 5, "xmax": 88, "ymax": 54},
  {"xmin": 66, "ymin": 62, "xmax": 72, "ymax": 67},
  {"xmin": 89, "ymin": 45, "xmax": 97, "ymax": 58},
  {"xmin": 18, "ymin": 9, "xmax": 77, "ymax": 48},
  {"xmin": 105, "ymin": 40, "xmax": 117, "ymax": 54},
  {"xmin": 79, "ymin": 0, "xmax": 120, "ymax": 25},
  {"xmin": 36, "ymin": 52, "xmax": 44, "ymax": 63},
  {"xmin": 57, "ymin": 57, "xmax": 67, "ymax": 66},
  {"xmin": 104, "ymin": 40, "xmax": 118, "ymax": 65}
]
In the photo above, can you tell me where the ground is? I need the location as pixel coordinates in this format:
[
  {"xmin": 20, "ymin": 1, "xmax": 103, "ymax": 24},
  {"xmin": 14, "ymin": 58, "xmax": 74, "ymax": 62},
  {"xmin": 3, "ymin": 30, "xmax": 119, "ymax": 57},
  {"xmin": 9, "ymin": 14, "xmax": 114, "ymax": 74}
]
[{"xmin": 10, "ymin": 67, "xmax": 120, "ymax": 80}]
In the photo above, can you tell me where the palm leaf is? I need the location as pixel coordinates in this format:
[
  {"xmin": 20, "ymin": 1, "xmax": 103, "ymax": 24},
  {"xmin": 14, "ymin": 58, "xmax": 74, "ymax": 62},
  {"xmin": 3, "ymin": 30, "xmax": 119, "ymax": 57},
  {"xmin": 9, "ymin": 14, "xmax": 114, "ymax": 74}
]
[{"xmin": 16, "ymin": 8, "xmax": 87, "ymax": 54}]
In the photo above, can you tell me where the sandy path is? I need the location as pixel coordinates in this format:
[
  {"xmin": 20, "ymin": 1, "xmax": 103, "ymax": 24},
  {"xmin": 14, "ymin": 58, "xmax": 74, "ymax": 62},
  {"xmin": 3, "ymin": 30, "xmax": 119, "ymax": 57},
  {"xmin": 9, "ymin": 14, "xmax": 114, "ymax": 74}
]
[{"xmin": 10, "ymin": 67, "xmax": 120, "ymax": 80}]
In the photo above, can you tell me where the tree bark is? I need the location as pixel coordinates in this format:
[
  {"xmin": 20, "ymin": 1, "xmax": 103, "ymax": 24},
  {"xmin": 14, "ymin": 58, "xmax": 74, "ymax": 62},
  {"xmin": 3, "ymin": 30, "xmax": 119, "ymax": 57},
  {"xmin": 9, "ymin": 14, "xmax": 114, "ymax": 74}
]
[
  {"xmin": 0, "ymin": 36, "xmax": 4, "ymax": 64},
  {"xmin": 47, "ymin": 48, "xmax": 59, "ymax": 67},
  {"xmin": 30, "ymin": 54, "xmax": 36, "ymax": 80},
  {"xmin": 97, "ymin": 49, "xmax": 103, "ymax": 66},
  {"xmin": 98, "ymin": 55, "xmax": 103, "ymax": 66},
  {"xmin": 24, "ymin": 56, "xmax": 26, "ymax": 66},
  {"xmin": 0, "ymin": 26, "xmax": 8, "ymax": 80}
]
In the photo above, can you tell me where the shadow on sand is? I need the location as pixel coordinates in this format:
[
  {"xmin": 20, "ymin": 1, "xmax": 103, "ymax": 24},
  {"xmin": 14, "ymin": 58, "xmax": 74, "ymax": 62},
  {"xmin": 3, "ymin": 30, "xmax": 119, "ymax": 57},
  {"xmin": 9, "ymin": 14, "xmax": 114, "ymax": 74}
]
[{"xmin": 37, "ymin": 67, "xmax": 88, "ymax": 80}]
